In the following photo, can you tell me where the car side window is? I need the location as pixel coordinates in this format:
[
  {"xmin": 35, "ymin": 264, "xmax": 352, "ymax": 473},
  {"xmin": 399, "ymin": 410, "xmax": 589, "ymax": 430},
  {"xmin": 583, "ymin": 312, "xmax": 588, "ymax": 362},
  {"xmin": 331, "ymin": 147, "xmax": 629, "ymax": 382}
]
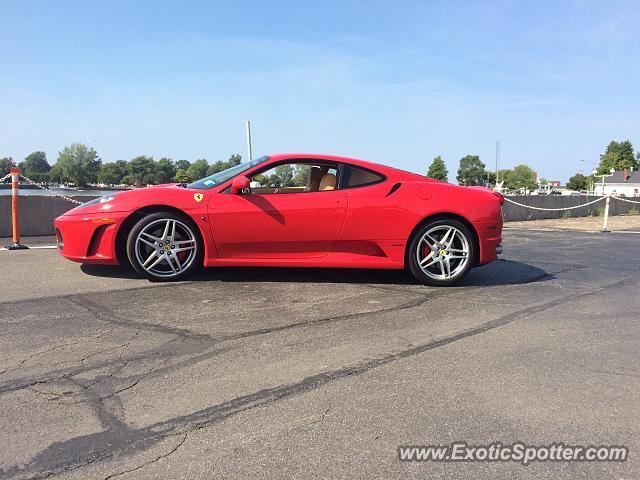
[
  {"xmin": 250, "ymin": 162, "xmax": 339, "ymax": 194},
  {"xmin": 345, "ymin": 165, "xmax": 385, "ymax": 188}
]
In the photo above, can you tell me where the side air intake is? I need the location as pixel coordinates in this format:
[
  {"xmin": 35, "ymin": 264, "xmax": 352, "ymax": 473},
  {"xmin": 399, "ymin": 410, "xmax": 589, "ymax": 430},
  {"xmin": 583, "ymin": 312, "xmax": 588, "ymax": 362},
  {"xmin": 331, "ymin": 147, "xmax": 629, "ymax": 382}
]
[{"xmin": 385, "ymin": 182, "xmax": 402, "ymax": 197}]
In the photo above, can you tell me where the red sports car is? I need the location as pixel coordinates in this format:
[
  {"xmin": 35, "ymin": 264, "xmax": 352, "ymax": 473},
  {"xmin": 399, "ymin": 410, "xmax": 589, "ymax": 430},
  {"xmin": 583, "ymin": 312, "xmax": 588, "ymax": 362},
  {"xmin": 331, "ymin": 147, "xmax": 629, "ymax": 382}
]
[{"xmin": 54, "ymin": 154, "xmax": 503, "ymax": 286}]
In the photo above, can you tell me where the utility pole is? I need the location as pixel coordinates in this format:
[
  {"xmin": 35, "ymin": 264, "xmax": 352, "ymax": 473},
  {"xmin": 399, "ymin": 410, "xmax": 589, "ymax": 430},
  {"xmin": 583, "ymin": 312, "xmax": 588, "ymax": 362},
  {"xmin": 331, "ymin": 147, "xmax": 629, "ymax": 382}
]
[
  {"xmin": 245, "ymin": 120, "xmax": 253, "ymax": 161},
  {"xmin": 495, "ymin": 140, "xmax": 500, "ymax": 184}
]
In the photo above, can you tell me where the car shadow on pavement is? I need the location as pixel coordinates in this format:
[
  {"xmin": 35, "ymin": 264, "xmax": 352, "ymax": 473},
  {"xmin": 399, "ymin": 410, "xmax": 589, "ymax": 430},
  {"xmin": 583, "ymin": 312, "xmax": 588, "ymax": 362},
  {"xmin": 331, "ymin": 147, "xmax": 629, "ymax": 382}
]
[{"xmin": 81, "ymin": 259, "xmax": 550, "ymax": 287}]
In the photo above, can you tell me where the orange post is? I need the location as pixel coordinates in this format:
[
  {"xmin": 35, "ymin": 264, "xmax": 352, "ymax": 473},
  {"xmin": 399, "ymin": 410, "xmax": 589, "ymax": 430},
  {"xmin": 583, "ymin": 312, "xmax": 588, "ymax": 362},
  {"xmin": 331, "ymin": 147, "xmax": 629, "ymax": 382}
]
[{"xmin": 5, "ymin": 166, "xmax": 28, "ymax": 250}]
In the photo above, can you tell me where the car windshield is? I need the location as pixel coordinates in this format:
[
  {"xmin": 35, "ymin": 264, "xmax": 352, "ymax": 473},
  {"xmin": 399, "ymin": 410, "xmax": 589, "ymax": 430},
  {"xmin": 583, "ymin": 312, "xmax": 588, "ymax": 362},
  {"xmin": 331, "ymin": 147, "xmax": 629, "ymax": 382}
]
[{"xmin": 187, "ymin": 155, "xmax": 270, "ymax": 190}]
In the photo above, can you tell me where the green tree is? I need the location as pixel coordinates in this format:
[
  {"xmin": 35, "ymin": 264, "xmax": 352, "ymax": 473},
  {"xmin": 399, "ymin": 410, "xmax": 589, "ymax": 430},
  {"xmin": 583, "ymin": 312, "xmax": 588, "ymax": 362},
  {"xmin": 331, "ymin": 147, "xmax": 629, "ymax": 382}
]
[
  {"xmin": 597, "ymin": 140, "xmax": 637, "ymax": 174},
  {"xmin": 48, "ymin": 163, "xmax": 66, "ymax": 184},
  {"xmin": 174, "ymin": 160, "xmax": 191, "ymax": 182},
  {"xmin": 228, "ymin": 153, "xmax": 242, "ymax": 166},
  {"xmin": 20, "ymin": 151, "xmax": 50, "ymax": 182},
  {"xmin": 207, "ymin": 154, "xmax": 243, "ymax": 176},
  {"xmin": 207, "ymin": 160, "xmax": 228, "ymax": 176},
  {"xmin": 456, "ymin": 155, "xmax": 487, "ymax": 186},
  {"xmin": 156, "ymin": 157, "xmax": 177, "ymax": 184},
  {"xmin": 427, "ymin": 155, "xmax": 448, "ymax": 182},
  {"xmin": 566, "ymin": 172, "xmax": 589, "ymax": 191},
  {"xmin": 98, "ymin": 160, "xmax": 128, "ymax": 185},
  {"xmin": 127, "ymin": 156, "xmax": 156, "ymax": 185},
  {"xmin": 273, "ymin": 164, "xmax": 295, "ymax": 186},
  {"xmin": 121, "ymin": 174, "xmax": 135, "ymax": 185},
  {"xmin": 175, "ymin": 159, "xmax": 191, "ymax": 171},
  {"xmin": 174, "ymin": 170, "xmax": 191, "ymax": 183},
  {"xmin": 186, "ymin": 159, "xmax": 209, "ymax": 182},
  {"xmin": 1, "ymin": 157, "xmax": 16, "ymax": 177},
  {"xmin": 54, "ymin": 143, "xmax": 101, "ymax": 188},
  {"xmin": 253, "ymin": 174, "xmax": 268, "ymax": 185},
  {"xmin": 293, "ymin": 165, "xmax": 309, "ymax": 186},
  {"xmin": 502, "ymin": 164, "xmax": 537, "ymax": 191}
]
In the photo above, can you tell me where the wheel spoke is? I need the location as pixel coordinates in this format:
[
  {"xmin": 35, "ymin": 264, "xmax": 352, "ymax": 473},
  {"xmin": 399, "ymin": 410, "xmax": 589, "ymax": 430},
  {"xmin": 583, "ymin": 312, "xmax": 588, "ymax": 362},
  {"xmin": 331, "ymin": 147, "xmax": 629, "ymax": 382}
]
[
  {"xmin": 422, "ymin": 257, "xmax": 438, "ymax": 268},
  {"xmin": 420, "ymin": 250, "xmax": 434, "ymax": 265},
  {"xmin": 440, "ymin": 227, "xmax": 454, "ymax": 246},
  {"xmin": 174, "ymin": 245, "xmax": 196, "ymax": 254},
  {"xmin": 420, "ymin": 237, "xmax": 436, "ymax": 251},
  {"xmin": 140, "ymin": 231, "xmax": 161, "ymax": 243},
  {"xmin": 438, "ymin": 258, "xmax": 446, "ymax": 277},
  {"xmin": 142, "ymin": 250, "xmax": 158, "ymax": 267},
  {"xmin": 146, "ymin": 254, "xmax": 165, "ymax": 271},
  {"xmin": 425, "ymin": 234, "xmax": 441, "ymax": 248},
  {"xmin": 162, "ymin": 220, "xmax": 172, "ymax": 240},
  {"xmin": 174, "ymin": 239, "xmax": 195, "ymax": 247},
  {"xmin": 444, "ymin": 257, "xmax": 451, "ymax": 277},
  {"xmin": 165, "ymin": 253, "xmax": 179, "ymax": 273},
  {"xmin": 138, "ymin": 237, "xmax": 157, "ymax": 249}
]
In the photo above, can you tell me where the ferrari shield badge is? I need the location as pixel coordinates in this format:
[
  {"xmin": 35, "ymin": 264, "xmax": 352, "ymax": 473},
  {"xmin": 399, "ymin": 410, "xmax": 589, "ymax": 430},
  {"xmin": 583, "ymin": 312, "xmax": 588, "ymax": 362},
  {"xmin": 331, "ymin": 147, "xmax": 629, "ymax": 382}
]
[{"xmin": 193, "ymin": 193, "xmax": 204, "ymax": 203}]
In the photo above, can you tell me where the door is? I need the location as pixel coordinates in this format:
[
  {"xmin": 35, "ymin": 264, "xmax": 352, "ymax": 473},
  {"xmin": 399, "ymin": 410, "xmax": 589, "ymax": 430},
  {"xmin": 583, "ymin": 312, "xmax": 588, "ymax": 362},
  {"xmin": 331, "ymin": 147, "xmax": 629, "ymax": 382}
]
[{"xmin": 208, "ymin": 161, "xmax": 347, "ymax": 258}]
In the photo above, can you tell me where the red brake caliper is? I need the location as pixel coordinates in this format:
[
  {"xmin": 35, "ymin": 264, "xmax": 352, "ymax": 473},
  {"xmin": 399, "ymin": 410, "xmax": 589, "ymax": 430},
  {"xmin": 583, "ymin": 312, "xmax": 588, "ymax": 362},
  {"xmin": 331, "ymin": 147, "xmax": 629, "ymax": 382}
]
[{"xmin": 420, "ymin": 243, "xmax": 430, "ymax": 262}]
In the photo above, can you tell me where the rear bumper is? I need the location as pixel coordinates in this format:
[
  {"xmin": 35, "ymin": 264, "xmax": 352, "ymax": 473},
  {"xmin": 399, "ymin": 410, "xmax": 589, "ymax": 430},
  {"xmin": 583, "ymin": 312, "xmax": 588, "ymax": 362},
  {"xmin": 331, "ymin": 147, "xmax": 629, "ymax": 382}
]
[
  {"xmin": 475, "ymin": 220, "xmax": 503, "ymax": 266},
  {"xmin": 54, "ymin": 212, "xmax": 127, "ymax": 265}
]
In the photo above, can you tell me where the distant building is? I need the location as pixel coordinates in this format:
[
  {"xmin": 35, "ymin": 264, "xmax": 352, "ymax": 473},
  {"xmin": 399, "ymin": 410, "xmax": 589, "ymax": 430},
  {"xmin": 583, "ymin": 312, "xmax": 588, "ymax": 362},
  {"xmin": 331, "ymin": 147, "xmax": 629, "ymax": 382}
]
[{"xmin": 599, "ymin": 168, "xmax": 640, "ymax": 197}]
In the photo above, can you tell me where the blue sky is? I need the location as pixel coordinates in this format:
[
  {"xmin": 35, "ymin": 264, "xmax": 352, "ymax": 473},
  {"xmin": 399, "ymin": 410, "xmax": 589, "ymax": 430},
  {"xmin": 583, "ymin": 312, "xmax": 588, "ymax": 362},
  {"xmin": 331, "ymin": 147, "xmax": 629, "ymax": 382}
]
[{"xmin": 2, "ymin": 0, "xmax": 639, "ymax": 182}]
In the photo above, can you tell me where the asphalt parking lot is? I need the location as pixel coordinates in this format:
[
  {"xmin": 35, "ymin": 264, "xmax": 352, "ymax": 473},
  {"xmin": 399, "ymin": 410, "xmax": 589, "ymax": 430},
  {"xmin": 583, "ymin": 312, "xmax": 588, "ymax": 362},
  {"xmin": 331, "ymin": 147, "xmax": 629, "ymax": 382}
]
[{"xmin": 1, "ymin": 229, "xmax": 638, "ymax": 479}]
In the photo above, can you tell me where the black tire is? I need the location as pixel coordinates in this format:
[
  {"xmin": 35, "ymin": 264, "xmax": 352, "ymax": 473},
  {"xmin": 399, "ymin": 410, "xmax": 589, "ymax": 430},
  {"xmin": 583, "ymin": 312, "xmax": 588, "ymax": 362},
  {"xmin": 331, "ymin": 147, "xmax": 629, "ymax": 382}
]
[
  {"xmin": 126, "ymin": 211, "xmax": 203, "ymax": 281},
  {"xmin": 407, "ymin": 218, "xmax": 476, "ymax": 286}
]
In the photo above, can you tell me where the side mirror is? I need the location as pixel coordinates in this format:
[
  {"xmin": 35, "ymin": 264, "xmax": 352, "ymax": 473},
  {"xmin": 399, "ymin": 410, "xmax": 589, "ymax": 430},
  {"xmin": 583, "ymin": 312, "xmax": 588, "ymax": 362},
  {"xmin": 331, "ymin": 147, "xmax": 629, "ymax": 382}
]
[{"xmin": 231, "ymin": 175, "xmax": 250, "ymax": 194}]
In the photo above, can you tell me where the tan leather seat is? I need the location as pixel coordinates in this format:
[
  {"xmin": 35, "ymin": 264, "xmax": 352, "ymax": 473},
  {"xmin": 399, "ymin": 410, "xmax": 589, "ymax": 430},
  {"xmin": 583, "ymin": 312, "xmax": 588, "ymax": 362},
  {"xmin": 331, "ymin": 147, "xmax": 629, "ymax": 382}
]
[{"xmin": 319, "ymin": 173, "xmax": 336, "ymax": 191}]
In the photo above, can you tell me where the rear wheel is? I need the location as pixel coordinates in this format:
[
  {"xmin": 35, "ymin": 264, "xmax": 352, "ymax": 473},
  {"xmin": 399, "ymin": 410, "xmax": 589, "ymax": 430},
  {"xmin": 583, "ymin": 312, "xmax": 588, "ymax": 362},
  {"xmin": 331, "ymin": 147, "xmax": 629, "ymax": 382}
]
[
  {"xmin": 126, "ymin": 212, "xmax": 203, "ymax": 281},
  {"xmin": 407, "ymin": 219, "xmax": 475, "ymax": 286}
]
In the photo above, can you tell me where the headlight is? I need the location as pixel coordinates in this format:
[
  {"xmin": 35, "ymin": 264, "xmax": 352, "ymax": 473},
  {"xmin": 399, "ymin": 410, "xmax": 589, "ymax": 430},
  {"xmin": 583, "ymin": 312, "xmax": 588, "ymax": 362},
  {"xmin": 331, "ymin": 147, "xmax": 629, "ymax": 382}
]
[{"xmin": 77, "ymin": 194, "xmax": 117, "ymax": 209}]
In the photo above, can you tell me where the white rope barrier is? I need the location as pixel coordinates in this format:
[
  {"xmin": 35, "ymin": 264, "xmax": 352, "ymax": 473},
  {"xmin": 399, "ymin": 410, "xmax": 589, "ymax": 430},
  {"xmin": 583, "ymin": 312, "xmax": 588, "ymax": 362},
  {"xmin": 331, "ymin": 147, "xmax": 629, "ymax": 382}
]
[
  {"xmin": 18, "ymin": 174, "xmax": 84, "ymax": 205},
  {"xmin": 610, "ymin": 196, "xmax": 640, "ymax": 205},
  {"xmin": 503, "ymin": 196, "xmax": 606, "ymax": 211}
]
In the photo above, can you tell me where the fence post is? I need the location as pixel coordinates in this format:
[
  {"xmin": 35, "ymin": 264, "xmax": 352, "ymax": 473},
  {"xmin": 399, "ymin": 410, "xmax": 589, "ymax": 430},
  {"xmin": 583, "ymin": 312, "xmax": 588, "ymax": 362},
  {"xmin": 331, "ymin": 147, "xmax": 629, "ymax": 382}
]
[
  {"xmin": 601, "ymin": 194, "xmax": 611, "ymax": 233},
  {"xmin": 4, "ymin": 167, "xmax": 29, "ymax": 250}
]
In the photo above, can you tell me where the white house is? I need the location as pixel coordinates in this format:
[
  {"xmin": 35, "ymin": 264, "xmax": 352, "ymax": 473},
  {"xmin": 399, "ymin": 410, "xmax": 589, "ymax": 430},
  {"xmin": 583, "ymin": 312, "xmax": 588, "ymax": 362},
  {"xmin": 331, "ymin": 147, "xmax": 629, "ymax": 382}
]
[{"xmin": 599, "ymin": 169, "xmax": 640, "ymax": 196}]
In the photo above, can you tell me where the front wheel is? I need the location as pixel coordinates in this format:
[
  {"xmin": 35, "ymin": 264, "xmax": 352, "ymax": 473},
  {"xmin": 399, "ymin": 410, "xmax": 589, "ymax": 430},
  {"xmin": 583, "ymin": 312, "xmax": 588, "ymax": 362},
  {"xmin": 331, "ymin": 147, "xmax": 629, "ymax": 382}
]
[
  {"xmin": 407, "ymin": 219, "xmax": 476, "ymax": 286},
  {"xmin": 126, "ymin": 212, "xmax": 203, "ymax": 281}
]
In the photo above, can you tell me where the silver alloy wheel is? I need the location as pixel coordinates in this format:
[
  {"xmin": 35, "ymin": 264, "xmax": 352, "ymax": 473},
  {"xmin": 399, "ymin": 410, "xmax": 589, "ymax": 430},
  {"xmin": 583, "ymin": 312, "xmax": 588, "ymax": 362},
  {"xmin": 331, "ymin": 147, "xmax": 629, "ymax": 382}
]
[
  {"xmin": 134, "ymin": 218, "xmax": 197, "ymax": 278},
  {"xmin": 416, "ymin": 225, "xmax": 470, "ymax": 280}
]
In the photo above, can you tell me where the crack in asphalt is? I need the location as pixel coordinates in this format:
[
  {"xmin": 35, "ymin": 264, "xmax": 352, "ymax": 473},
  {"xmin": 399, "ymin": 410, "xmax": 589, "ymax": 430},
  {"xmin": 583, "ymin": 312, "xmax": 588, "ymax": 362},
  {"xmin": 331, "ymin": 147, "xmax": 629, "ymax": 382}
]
[
  {"xmin": 2, "ymin": 275, "xmax": 634, "ymax": 480},
  {"xmin": 102, "ymin": 433, "xmax": 188, "ymax": 480},
  {"xmin": 0, "ymin": 285, "xmax": 438, "ymax": 397},
  {"xmin": 0, "ymin": 328, "xmax": 114, "ymax": 375}
]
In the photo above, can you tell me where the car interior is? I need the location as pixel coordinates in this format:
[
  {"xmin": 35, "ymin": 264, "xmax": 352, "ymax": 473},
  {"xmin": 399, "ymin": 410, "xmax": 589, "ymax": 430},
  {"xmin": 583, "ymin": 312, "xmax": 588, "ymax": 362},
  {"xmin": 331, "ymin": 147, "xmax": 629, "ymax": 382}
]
[{"xmin": 249, "ymin": 162, "xmax": 339, "ymax": 194}]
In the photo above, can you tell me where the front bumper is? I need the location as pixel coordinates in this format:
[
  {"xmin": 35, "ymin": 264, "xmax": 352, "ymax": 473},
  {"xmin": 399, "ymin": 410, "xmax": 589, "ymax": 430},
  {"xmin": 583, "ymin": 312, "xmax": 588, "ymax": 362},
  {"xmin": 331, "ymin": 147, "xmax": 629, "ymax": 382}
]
[{"xmin": 54, "ymin": 212, "xmax": 127, "ymax": 264}]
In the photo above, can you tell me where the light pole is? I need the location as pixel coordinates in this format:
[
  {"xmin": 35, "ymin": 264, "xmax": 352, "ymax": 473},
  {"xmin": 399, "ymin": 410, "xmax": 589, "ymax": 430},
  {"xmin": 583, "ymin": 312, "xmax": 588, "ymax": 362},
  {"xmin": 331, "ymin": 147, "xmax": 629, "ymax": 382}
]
[
  {"xmin": 245, "ymin": 121, "xmax": 253, "ymax": 161},
  {"xmin": 592, "ymin": 168, "xmax": 615, "ymax": 196}
]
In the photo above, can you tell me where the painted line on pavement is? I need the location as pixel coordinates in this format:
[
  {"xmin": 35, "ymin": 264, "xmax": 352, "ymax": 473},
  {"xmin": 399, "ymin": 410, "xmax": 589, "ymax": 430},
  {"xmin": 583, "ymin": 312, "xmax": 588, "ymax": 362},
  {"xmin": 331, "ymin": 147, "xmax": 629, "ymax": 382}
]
[{"xmin": 0, "ymin": 245, "xmax": 57, "ymax": 251}]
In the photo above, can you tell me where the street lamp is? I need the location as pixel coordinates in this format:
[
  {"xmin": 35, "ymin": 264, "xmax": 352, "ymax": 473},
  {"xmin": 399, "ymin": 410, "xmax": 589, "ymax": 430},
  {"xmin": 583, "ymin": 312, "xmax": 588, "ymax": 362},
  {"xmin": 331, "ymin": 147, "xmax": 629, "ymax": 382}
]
[{"xmin": 592, "ymin": 168, "xmax": 616, "ymax": 196}]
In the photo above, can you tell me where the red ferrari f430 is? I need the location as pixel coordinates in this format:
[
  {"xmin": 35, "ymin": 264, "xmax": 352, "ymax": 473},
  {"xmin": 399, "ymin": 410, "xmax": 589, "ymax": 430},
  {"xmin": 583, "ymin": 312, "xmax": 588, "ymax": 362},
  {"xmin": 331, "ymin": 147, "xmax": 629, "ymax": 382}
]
[{"xmin": 55, "ymin": 154, "xmax": 503, "ymax": 286}]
